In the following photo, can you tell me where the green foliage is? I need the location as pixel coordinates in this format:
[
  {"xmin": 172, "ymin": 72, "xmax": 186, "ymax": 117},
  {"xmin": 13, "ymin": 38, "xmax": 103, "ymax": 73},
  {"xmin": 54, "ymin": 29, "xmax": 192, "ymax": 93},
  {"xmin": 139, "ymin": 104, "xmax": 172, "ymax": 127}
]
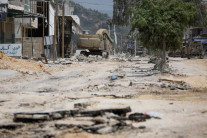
[
  {"xmin": 130, "ymin": 0, "xmax": 195, "ymax": 51},
  {"xmin": 183, "ymin": 0, "xmax": 207, "ymax": 27}
]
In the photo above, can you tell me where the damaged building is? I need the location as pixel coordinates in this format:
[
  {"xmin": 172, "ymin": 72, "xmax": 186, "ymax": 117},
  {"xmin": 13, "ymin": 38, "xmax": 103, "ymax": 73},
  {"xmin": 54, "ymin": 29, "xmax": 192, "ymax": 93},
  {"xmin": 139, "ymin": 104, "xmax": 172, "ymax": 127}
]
[{"xmin": 0, "ymin": 0, "xmax": 82, "ymax": 59}]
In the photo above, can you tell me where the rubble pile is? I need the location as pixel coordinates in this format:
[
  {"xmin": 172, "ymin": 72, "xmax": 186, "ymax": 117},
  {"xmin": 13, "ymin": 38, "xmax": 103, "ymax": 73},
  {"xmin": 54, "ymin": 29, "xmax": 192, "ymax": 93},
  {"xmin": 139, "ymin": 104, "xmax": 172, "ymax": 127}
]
[
  {"xmin": 50, "ymin": 55, "xmax": 104, "ymax": 64},
  {"xmin": 0, "ymin": 52, "xmax": 48, "ymax": 74},
  {"xmin": 0, "ymin": 106, "xmax": 160, "ymax": 137},
  {"xmin": 111, "ymin": 53, "xmax": 130, "ymax": 62}
]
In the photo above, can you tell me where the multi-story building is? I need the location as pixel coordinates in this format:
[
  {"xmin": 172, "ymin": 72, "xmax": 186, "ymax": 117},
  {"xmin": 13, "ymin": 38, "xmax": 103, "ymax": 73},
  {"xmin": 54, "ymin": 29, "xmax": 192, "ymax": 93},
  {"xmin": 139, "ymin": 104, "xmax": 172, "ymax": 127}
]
[
  {"xmin": 0, "ymin": 0, "xmax": 82, "ymax": 59},
  {"xmin": 0, "ymin": 0, "xmax": 44, "ymax": 57}
]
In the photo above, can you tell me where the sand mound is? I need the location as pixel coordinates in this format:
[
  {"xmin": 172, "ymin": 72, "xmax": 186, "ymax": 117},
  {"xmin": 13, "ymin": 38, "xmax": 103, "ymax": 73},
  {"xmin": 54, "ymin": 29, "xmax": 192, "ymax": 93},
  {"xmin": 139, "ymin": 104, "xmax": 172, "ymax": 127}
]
[{"xmin": 0, "ymin": 51, "xmax": 48, "ymax": 73}]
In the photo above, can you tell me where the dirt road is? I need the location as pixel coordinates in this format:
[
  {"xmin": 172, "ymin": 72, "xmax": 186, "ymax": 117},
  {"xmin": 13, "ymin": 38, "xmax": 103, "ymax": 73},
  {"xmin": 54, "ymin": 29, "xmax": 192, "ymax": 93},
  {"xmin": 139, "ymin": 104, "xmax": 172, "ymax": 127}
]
[{"xmin": 0, "ymin": 57, "xmax": 207, "ymax": 138}]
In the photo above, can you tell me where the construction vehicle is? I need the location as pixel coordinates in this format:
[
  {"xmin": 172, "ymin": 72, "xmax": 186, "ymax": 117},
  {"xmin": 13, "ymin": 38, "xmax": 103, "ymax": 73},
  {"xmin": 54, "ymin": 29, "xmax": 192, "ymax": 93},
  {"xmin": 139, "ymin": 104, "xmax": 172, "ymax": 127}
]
[
  {"xmin": 181, "ymin": 41, "xmax": 205, "ymax": 59},
  {"xmin": 77, "ymin": 29, "xmax": 113, "ymax": 58},
  {"xmin": 169, "ymin": 35, "xmax": 206, "ymax": 59}
]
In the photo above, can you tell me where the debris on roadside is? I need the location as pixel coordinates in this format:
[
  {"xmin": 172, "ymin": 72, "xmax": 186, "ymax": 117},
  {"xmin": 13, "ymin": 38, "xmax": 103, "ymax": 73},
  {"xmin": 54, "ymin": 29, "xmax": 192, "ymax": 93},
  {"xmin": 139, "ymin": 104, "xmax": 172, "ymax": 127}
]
[
  {"xmin": 0, "ymin": 53, "xmax": 48, "ymax": 74},
  {"xmin": 0, "ymin": 120, "xmax": 24, "ymax": 130},
  {"xmin": 72, "ymin": 55, "xmax": 103, "ymax": 63},
  {"xmin": 148, "ymin": 57, "xmax": 157, "ymax": 64},
  {"xmin": 97, "ymin": 84, "xmax": 108, "ymax": 90},
  {"xmin": 159, "ymin": 79, "xmax": 190, "ymax": 90},
  {"xmin": 8, "ymin": 106, "xmax": 162, "ymax": 136},
  {"xmin": 74, "ymin": 102, "xmax": 92, "ymax": 109},
  {"xmin": 11, "ymin": 105, "xmax": 164, "ymax": 134}
]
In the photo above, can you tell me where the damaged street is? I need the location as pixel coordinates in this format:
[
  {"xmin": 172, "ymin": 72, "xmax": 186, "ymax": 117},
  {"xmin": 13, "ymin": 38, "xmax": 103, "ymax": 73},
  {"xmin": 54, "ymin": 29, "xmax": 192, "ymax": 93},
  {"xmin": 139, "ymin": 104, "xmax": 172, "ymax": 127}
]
[
  {"xmin": 1, "ymin": 0, "xmax": 207, "ymax": 137},
  {"xmin": 0, "ymin": 55, "xmax": 207, "ymax": 138}
]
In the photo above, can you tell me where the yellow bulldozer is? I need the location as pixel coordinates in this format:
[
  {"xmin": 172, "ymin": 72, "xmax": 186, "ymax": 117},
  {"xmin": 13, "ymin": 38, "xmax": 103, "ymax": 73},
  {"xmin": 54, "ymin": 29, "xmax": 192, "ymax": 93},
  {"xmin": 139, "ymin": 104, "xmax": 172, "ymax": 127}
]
[{"xmin": 77, "ymin": 29, "xmax": 113, "ymax": 58}]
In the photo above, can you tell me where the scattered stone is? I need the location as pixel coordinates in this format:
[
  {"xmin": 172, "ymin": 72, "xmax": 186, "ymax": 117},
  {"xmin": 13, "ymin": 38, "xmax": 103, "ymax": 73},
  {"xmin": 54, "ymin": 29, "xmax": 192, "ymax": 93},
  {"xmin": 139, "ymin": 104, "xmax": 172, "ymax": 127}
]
[
  {"xmin": 128, "ymin": 113, "xmax": 151, "ymax": 122},
  {"xmin": 92, "ymin": 117, "xmax": 108, "ymax": 124},
  {"xmin": 13, "ymin": 109, "xmax": 79, "ymax": 123},
  {"xmin": 161, "ymin": 84, "xmax": 167, "ymax": 88},
  {"xmin": 55, "ymin": 119, "xmax": 94, "ymax": 130},
  {"xmin": 97, "ymin": 84, "xmax": 107, "ymax": 90},
  {"xmin": 14, "ymin": 114, "xmax": 50, "ymax": 122},
  {"xmin": 129, "ymin": 82, "xmax": 133, "ymax": 86},
  {"xmin": 79, "ymin": 107, "xmax": 131, "ymax": 117},
  {"xmin": 104, "ymin": 112, "xmax": 119, "ymax": 118},
  {"xmin": 82, "ymin": 124, "xmax": 106, "ymax": 132},
  {"xmin": 133, "ymin": 125, "xmax": 146, "ymax": 129},
  {"xmin": 148, "ymin": 57, "xmax": 157, "ymax": 64},
  {"xmin": 74, "ymin": 102, "xmax": 91, "ymax": 109},
  {"xmin": 0, "ymin": 123, "xmax": 24, "ymax": 130},
  {"xmin": 108, "ymin": 118, "xmax": 119, "ymax": 126},
  {"xmin": 61, "ymin": 61, "xmax": 72, "ymax": 65},
  {"xmin": 52, "ymin": 113, "xmax": 63, "ymax": 119},
  {"xmin": 176, "ymin": 86, "xmax": 186, "ymax": 90},
  {"xmin": 97, "ymin": 126, "xmax": 114, "ymax": 134},
  {"xmin": 108, "ymin": 83, "xmax": 115, "ymax": 87},
  {"xmin": 201, "ymin": 111, "xmax": 207, "ymax": 114},
  {"xmin": 27, "ymin": 71, "xmax": 33, "ymax": 75}
]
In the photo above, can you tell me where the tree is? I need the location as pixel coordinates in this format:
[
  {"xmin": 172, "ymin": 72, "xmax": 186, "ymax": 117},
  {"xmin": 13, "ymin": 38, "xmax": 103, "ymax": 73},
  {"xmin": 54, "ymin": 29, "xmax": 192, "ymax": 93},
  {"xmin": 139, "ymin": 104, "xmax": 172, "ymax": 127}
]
[
  {"xmin": 113, "ymin": 0, "xmax": 207, "ymax": 27},
  {"xmin": 113, "ymin": 0, "xmax": 139, "ymax": 25},
  {"xmin": 183, "ymin": 0, "xmax": 207, "ymax": 27},
  {"xmin": 130, "ymin": 0, "xmax": 195, "ymax": 71}
]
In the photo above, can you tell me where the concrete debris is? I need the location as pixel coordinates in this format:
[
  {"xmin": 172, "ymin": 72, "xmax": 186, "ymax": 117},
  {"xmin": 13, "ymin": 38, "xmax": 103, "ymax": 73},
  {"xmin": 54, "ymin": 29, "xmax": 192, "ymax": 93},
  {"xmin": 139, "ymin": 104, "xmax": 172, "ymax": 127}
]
[
  {"xmin": 47, "ymin": 55, "xmax": 103, "ymax": 64},
  {"xmin": 129, "ymin": 82, "xmax": 133, "ymax": 86},
  {"xmin": 74, "ymin": 102, "xmax": 91, "ymax": 109},
  {"xmin": 27, "ymin": 71, "xmax": 33, "ymax": 75},
  {"xmin": 0, "ymin": 120, "xmax": 24, "ymax": 130},
  {"xmin": 148, "ymin": 57, "xmax": 157, "ymax": 64},
  {"xmin": 93, "ymin": 94, "xmax": 135, "ymax": 99},
  {"xmin": 70, "ymin": 55, "xmax": 103, "ymax": 63},
  {"xmin": 97, "ymin": 84, "xmax": 108, "ymax": 90},
  {"xmin": 97, "ymin": 126, "xmax": 115, "ymax": 134},
  {"xmin": 128, "ymin": 113, "xmax": 151, "ymax": 122},
  {"xmin": 55, "ymin": 119, "xmax": 94, "ymax": 130},
  {"xmin": 132, "ymin": 124, "xmax": 146, "ymax": 129},
  {"xmin": 13, "ymin": 110, "xmax": 79, "ymax": 123},
  {"xmin": 128, "ymin": 57, "xmax": 141, "ymax": 62},
  {"xmin": 79, "ymin": 107, "xmax": 131, "ymax": 117},
  {"xmin": 92, "ymin": 117, "xmax": 108, "ymax": 124},
  {"xmin": 146, "ymin": 112, "xmax": 163, "ymax": 119},
  {"xmin": 44, "ymin": 108, "xmax": 160, "ymax": 135},
  {"xmin": 159, "ymin": 79, "xmax": 190, "ymax": 90},
  {"xmin": 13, "ymin": 107, "xmax": 131, "ymax": 123},
  {"xmin": 0, "ymin": 123, "xmax": 24, "ymax": 130}
]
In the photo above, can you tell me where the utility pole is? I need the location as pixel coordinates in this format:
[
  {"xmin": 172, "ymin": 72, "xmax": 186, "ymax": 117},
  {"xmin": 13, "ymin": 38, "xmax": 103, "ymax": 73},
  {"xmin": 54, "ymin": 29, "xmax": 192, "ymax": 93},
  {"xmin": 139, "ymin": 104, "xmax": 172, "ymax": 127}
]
[
  {"xmin": 114, "ymin": 25, "xmax": 117, "ymax": 55},
  {"xmin": 108, "ymin": 25, "xmax": 110, "ymax": 36},
  {"xmin": 62, "ymin": 0, "xmax": 65, "ymax": 59},
  {"xmin": 42, "ymin": 2, "xmax": 48, "ymax": 63},
  {"xmin": 135, "ymin": 39, "xmax": 137, "ymax": 57},
  {"xmin": 53, "ymin": 0, "xmax": 58, "ymax": 62}
]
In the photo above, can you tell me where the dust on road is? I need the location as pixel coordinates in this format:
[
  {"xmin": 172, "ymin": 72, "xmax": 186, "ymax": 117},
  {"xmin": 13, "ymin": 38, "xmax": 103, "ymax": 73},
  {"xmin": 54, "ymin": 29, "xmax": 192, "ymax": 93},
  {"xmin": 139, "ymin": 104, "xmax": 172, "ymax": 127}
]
[{"xmin": 0, "ymin": 56, "xmax": 207, "ymax": 138}]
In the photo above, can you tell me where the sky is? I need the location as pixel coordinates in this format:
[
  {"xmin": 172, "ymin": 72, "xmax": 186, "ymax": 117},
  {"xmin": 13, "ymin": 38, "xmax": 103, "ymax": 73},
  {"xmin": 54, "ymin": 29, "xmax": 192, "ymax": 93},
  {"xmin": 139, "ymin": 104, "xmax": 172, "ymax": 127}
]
[{"xmin": 71, "ymin": 0, "xmax": 113, "ymax": 17}]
